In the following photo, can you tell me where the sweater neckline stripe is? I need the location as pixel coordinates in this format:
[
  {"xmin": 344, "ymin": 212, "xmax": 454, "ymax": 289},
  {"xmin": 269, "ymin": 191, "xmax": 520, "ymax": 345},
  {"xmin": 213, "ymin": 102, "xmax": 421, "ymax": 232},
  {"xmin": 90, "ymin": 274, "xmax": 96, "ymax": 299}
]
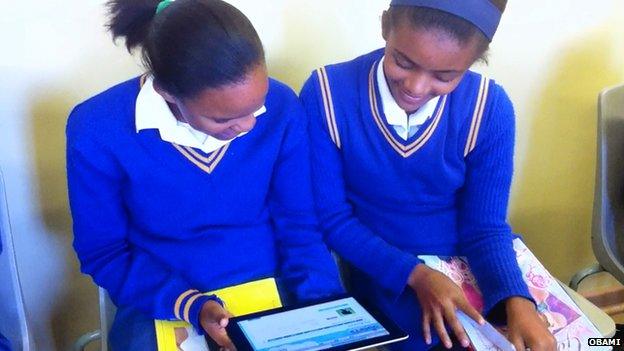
[
  {"xmin": 368, "ymin": 63, "xmax": 447, "ymax": 158},
  {"xmin": 181, "ymin": 144, "xmax": 225, "ymax": 165},
  {"xmin": 172, "ymin": 143, "xmax": 230, "ymax": 174},
  {"xmin": 412, "ymin": 96, "xmax": 447, "ymax": 153},
  {"xmin": 369, "ymin": 69, "xmax": 405, "ymax": 155}
]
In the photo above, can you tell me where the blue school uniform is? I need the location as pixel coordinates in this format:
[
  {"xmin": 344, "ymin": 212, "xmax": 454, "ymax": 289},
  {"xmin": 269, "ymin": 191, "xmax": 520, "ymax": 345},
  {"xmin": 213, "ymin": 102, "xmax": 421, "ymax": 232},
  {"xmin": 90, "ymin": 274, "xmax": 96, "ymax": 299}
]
[
  {"xmin": 66, "ymin": 76, "xmax": 343, "ymax": 346},
  {"xmin": 0, "ymin": 333, "xmax": 10, "ymax": 351},
  {"xmin": 300, "ymin": 49, "xmax": 532, "ymax": 350}
]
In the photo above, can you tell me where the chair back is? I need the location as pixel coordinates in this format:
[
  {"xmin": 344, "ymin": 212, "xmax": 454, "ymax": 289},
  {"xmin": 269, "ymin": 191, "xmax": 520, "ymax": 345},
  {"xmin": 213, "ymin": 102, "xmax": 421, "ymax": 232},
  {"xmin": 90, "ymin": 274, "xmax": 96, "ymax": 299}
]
[
  {"xmin": 593, "ymin": 84, "xmax": 624, "ymax": 284},
  {"xmin": 99, "ymin": 287, "xmax": 116, "ymax": 351},
  {"xmin": 0, "ymin": 168, "xmax": 32, "ymax": 351}
]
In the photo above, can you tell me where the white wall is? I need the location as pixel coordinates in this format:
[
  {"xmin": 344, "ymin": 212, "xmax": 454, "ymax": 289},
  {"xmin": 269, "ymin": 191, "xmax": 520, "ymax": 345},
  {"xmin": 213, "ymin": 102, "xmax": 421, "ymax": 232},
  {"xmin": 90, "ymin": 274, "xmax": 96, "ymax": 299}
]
[
  {"xmin": 1, "ymin": 1, "xmax": 622, "ymax": 349},
  {"xmin": 1, "ymin": 2, "xmax": 143, "ymax": 349}
]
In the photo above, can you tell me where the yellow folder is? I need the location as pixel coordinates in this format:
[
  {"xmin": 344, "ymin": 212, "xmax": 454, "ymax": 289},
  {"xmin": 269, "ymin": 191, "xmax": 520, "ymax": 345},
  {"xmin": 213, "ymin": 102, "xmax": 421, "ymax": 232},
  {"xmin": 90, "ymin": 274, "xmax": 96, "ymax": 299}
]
[{"xmin": 155, "ymin": 278, "xmax": 282, "ymax": 351}]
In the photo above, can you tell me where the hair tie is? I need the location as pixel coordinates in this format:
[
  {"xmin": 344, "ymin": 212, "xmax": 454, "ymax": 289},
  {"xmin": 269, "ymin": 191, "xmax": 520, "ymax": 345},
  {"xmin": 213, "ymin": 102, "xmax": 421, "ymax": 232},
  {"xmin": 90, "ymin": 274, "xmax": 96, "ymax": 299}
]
[
  {"xmin": 156, "ymin": 0, "xmax": 175, "ymax": 15},
  {"xmin": 390, "ymin": 0, "xmax": 502, "ymax": 41}
]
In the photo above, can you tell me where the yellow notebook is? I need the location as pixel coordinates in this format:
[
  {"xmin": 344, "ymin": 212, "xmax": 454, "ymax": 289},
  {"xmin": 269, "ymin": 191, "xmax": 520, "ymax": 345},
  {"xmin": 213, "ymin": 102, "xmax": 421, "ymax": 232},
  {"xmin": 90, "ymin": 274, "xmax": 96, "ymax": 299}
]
[{"xmin": 155, "ymin": 278, "xmax": 282, "ymax": 351}]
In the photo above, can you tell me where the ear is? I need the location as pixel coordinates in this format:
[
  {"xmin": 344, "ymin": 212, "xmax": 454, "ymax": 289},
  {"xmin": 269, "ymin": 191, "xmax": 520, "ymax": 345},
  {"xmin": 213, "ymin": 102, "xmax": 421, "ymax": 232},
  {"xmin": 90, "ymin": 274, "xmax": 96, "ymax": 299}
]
[
  {"xmin": 381, "ymin": 10, "xmax": 391, "ymax": 41},
  {"xmin": 152, "ymin": 79, "xmax": 177, "ymax": 103}
]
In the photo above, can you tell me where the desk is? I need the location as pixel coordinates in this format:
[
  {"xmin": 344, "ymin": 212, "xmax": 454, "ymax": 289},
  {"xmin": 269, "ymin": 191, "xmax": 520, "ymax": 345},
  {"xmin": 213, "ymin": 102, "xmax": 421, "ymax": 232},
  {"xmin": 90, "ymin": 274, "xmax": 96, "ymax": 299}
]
[{"xmin": 560, "ymin": 281, "xmax": 617, "ymax": 338}]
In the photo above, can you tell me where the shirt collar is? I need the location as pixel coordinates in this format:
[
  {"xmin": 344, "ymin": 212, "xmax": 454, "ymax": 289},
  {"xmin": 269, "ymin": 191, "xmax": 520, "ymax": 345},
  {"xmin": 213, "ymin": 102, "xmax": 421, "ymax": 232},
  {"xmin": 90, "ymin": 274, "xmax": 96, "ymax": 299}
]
[
  {"xmin": 135, "ymin": 76, "xmax": 266, "ymax": 154},
  {"xmin": 376, "ymin": 56, "xmax": 440, "ymax": 129}
]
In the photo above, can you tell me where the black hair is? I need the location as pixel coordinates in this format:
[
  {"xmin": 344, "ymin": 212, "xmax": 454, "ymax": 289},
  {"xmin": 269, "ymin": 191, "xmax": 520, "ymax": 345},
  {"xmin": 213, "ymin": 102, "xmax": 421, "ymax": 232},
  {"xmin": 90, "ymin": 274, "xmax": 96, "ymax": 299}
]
[
  {"xmin": 385, "ymin": 0, "xmax": 507, "ymax": 61},
  {"xmin": 106, "ymin": 0, "xmax": 265, "ymax": 98}
]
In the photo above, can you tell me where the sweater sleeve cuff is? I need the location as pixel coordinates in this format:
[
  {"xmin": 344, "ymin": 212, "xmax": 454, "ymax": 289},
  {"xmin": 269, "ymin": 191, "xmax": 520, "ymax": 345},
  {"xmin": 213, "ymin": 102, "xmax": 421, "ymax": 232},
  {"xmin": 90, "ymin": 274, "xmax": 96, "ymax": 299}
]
[
  {"xmin": 483, "ymin": 290, "xmax": 534, "ymax": 317},
  {"xmin": 174, "ymin": 290, "xmax": 224, "ymax": 334},
  {"xmin": 464, "ymin": 238, "xmax": 533, "ymax": 313},
  {"xmin": 381, "ymin": 254, "xmax": 423, "ymax": 301}
]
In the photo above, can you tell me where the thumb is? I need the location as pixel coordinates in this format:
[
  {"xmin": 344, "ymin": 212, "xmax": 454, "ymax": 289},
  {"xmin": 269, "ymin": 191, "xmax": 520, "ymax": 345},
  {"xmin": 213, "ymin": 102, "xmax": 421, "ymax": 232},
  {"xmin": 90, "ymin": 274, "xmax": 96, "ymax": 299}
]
[
  {"xmin": 509, "ymin": 334, "xmax": 524, "ymax": 351},
  {"xmin": 202, "ymin": 300, "xmax": 229, "ymax": 325},
  {"xmin": 218, "ymin": 315, "xmax": 230, "ymax": 328}
]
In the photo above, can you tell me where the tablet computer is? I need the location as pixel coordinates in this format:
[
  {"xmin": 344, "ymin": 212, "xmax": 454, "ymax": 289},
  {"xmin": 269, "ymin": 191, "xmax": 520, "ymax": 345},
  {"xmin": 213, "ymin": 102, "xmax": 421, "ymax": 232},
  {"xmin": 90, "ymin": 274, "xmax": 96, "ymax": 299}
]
[{"xmin": 224, "ymin": 295, "xmax": 408, "ymax": 351}]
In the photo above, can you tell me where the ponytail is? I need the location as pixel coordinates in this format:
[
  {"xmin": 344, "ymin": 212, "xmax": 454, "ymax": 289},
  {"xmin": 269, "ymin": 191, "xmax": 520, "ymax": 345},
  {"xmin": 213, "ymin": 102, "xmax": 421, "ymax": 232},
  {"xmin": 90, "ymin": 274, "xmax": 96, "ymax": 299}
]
[
  {"xmin": 104, "ymin": 0, "xmax": 265, "ymax": 99},
  {"xmin": 106, "ymin": 0, "xmax": 160, "ymax": 52}
]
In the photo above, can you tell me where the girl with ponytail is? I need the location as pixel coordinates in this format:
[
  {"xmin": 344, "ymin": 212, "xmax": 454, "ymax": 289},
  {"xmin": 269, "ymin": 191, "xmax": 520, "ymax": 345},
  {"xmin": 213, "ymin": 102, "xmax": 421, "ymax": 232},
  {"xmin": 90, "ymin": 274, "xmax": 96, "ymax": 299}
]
[{"xmin": 66, "ymin": 1, "xmax": 343, "ymax": 350}]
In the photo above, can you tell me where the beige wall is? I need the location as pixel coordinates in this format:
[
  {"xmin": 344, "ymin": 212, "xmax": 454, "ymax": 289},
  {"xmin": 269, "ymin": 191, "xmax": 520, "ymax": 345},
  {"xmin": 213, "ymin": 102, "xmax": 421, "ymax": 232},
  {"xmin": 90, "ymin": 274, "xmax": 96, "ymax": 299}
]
[
  {"xmin": 487, "ymin": 1, "xmax": 624, "ymax": 279},
  {"xmin": 1, "ymin": 1, "xmax": 623, "ymax": 349}
]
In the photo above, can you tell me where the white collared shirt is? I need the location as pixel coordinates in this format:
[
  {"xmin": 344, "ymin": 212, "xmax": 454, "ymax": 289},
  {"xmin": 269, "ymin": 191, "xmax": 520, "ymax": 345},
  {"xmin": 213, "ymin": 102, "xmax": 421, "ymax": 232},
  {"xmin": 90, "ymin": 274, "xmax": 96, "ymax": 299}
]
[
  {"xmin": 377, "ymin": 57, "xmax": 440, "ymax": 141},
  {"xmin": 135, "ymin": 76, "xmax": 266, "ymax": 154}
]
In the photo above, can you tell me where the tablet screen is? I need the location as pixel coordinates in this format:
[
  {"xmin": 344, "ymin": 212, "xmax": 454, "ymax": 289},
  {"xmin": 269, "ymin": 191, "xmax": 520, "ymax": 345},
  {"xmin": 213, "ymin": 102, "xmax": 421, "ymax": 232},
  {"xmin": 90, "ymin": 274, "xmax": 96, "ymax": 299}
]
[{"xmin": 236, "ymin": 297, "xmax": 390, "ymax": 351}]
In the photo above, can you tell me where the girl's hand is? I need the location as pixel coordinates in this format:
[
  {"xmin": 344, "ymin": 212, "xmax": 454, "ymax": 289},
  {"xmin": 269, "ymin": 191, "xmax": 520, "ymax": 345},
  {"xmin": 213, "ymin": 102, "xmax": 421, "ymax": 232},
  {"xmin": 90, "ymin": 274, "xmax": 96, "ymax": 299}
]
[
  {"xmin": 200, "ymin": 300, "xmax": 237, "ymax": 351},
  {"xmin": 506, "ymin": 297, "xmax": 556, "ymax": 351},
  {"xmin": 408, "ymin": 264, "xmax": 485, "ymax": 349}
]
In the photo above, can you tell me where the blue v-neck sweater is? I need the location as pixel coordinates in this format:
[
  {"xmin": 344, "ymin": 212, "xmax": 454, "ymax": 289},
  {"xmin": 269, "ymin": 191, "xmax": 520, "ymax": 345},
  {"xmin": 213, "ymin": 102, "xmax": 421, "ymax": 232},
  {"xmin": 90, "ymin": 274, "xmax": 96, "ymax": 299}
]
[
  {"xmin": 66, "ymin": 77, "xmax": 343, "ymax": 331},
  {"xmin": 301, "ymin": 49, "xmax": 531, "ymax": 349}
]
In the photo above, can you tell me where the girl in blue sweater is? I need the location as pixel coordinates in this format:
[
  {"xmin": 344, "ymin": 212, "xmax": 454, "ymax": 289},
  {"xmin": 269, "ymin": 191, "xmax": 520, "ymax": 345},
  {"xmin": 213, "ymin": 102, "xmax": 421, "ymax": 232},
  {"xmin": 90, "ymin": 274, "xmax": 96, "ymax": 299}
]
[
  {"xmin": 66, "ymin": 0, "xmax": 342, "ymax": 350},
  {"xmin": 301, "ymin": 1, "xmax": 556, "ymax": 350}
]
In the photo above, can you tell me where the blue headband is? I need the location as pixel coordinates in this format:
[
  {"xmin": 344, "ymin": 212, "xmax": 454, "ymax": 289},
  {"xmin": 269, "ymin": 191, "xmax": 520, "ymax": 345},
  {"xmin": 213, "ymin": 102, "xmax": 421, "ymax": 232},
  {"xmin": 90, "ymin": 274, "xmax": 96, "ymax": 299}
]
[{"xmin": 390, "ymin": 0, "xmax": 502, "ymax": 41}]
